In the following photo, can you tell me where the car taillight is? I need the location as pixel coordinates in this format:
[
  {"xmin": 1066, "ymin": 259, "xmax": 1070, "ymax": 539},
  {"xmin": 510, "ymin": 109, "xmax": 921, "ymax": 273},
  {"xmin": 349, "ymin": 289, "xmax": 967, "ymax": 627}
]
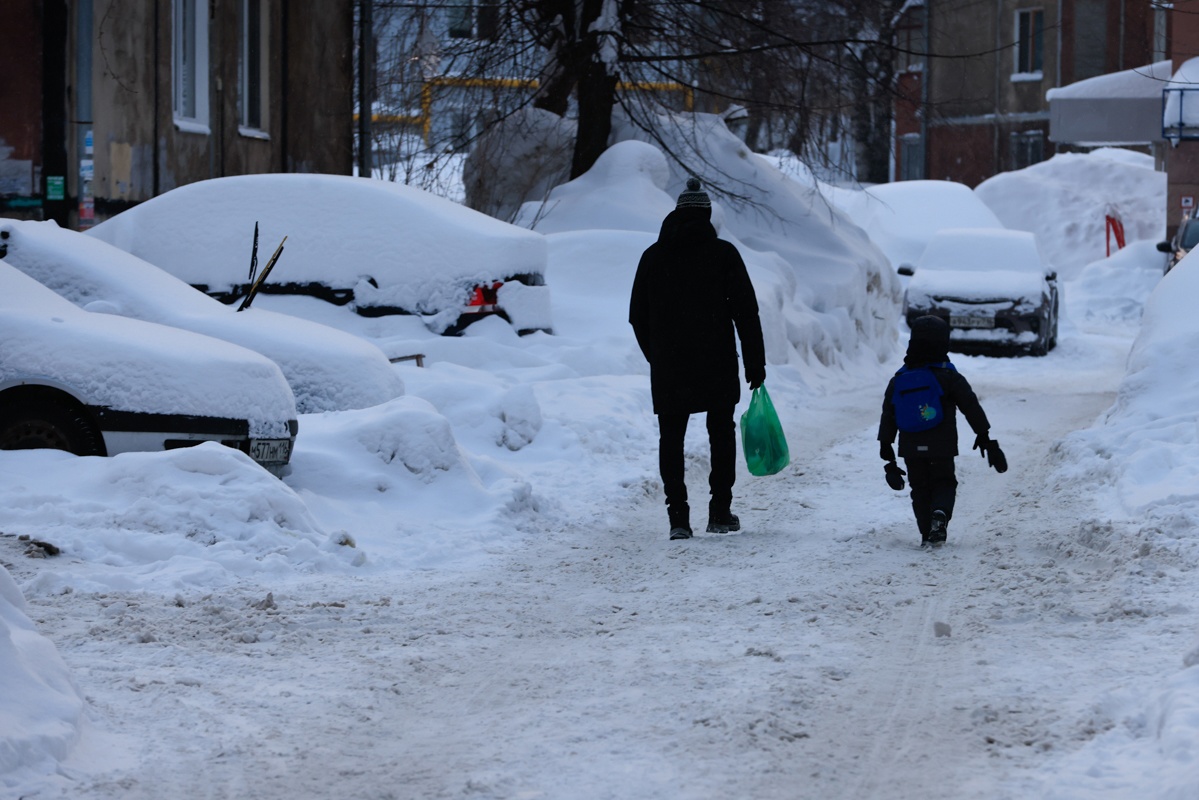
[{"xmin": 467, "ymin": 282, "xmax": 503, "ymax": 308}]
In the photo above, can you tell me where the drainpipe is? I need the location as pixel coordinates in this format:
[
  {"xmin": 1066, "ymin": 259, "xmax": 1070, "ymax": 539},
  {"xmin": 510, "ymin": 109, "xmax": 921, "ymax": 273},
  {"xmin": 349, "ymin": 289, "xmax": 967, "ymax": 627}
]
[
  {"xmin": 921, "ymin": 0, "xmax": 930, "ymax": 178},
  {"xmin": 153, "ymin": 0, "xmax": 159, "ymax": 196},
  {"xmin": 994, "ymin": 0, "xmax": 1003, "ymax": 176},
  {"xmin": 281, "ymin": 0, "xmax": 289, "ymax": 171}
]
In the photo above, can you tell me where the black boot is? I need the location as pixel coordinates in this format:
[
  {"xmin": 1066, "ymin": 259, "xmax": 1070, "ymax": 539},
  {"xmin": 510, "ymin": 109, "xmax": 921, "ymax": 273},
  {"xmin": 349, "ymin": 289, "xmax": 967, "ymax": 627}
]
[
  {"xmin": 668, "ymin": 503, "xmax": 692, "ymax": 540},
  {"xmin": 928, "ymin": 509, "xmax": 948, "ymax": 546},
  {"xmin": 706, "ymin": 504, "xmax": 741, "ymax": 534}
]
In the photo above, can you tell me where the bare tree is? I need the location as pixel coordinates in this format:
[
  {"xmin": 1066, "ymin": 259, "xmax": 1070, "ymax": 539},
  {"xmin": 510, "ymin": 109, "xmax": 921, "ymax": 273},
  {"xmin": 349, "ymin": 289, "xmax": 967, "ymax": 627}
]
[{"xmin": 364, "ymin": 0, "xmax": 923, "ymax": 205}]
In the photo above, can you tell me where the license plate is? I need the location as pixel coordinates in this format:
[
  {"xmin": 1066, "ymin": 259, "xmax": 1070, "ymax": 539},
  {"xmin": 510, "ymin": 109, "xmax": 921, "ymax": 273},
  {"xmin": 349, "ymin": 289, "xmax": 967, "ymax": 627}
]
[
  {"xmin": 249, "ymin": 438, "xmax": 292, "ymax": 464},
  {"xmin": 950, "ymin": 315, "xmax": 994, "ymax": 329}
]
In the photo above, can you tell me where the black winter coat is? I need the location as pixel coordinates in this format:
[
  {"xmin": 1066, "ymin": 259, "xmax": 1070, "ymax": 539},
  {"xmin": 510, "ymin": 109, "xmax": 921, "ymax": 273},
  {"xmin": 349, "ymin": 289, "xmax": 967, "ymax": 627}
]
[
  {"xmin": 878, "ymin": 365, "xmax": 990, "ymax": 459},
  {"xmin": 629, "ymin": 208, "xmax": 766, "ymax": 415}
]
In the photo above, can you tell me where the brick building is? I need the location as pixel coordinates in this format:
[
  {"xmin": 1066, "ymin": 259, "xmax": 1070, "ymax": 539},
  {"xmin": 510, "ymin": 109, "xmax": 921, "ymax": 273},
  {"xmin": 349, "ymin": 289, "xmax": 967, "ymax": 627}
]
[{"xmin": 0, "ymin": 0, "xmax": 355, "ymax": 230}]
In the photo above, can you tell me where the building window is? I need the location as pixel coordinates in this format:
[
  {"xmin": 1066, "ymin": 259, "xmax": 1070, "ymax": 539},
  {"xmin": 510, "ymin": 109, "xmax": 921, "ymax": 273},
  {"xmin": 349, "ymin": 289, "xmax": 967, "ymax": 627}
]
[
  {"xmin": 900, "ymin": 134, "xmax": 924, "ymax": 181},
  {"xmin": 173, "ymin": 0, "xmax": 210, "ymax": 131},
  {"xmin": 447, "ymin": 2, "xmax": 499, "ymax": 41},
  {"xmin": 1015, "ymin": 9, "xmax": 1044, "ymax": 76},
  {"xmin": 895, "ymin": 6, "xmax": 925, "ymax": 72},
  {"xmin": 1011, "ymin": 130, "xmax": 1043, "ymax": 170},
  {"xmin": 239, "ymin": 0, "xmax": 268, "ymax": 134}
]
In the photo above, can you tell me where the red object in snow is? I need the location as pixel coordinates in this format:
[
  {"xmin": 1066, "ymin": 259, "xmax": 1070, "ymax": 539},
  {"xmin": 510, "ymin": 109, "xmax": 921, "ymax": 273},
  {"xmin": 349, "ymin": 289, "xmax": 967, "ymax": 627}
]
[
  {"xmin": 1105, "ymin": 211, "xmax": 1126, "ymax": 257},
  {"xmin": 467, "ymin": 282, "xmax": 503, "ymax": 311}
]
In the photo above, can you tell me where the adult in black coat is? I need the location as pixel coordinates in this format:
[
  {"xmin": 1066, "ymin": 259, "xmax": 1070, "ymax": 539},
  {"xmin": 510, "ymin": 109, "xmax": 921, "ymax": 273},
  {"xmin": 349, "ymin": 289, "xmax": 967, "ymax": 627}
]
[
  {"xmin": 878, "ymin": 315, "xmax": 1005, "ymax": 546},
  {"xmin": 629, "ymin": 178, "xmax": 766, "ymax": 540}
]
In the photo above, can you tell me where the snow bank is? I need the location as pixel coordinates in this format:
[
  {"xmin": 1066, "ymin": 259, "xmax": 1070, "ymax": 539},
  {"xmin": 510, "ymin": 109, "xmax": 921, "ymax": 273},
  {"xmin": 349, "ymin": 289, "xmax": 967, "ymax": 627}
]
[
  {"xmin": 0, "ymin": 565, "xmax": 85, "ymax": 790},
  {"xmin": 516, "ymin": 129, "xmax": 901, "ymax": 378},
  {"xmin": 821, "ymin": 179, "xmax": 1004, "ymax": 270},
  {"xmin": 0, "ymin": 445, "xmax": 362, "ymax": 597},
  {"xmin": 1041, "ymin": 249, "xmax": 1199, "ymax": 799},
  {"xmin": 976, "ymin": 150, "xmax": 1165, "ymax": 279}
]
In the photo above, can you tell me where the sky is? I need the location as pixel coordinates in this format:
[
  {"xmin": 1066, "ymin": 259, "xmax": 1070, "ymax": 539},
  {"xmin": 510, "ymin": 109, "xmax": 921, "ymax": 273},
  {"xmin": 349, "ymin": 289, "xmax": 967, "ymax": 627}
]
[{"xmin": 2, "ymin": 125, "xmax": 1197, "ymax": 799}]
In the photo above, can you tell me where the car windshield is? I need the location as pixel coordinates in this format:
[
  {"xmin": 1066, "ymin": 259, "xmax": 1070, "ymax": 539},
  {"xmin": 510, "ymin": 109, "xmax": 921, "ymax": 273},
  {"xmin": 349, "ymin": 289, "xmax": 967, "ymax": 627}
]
[
  {"xmin": 916, "ymin": 229, "xmax": 1048, "ymax": 274},
  {"xmin": 1181, "ymin": 220, "xmax": 1199, "ymax": 250}
]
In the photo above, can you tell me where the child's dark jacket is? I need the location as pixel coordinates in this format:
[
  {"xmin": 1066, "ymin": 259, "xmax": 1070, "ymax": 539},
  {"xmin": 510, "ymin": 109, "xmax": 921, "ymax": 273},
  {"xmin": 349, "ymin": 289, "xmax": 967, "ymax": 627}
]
[{"xmin": 878, "ymin": 365, "xmax": 991, "ymax": 459}]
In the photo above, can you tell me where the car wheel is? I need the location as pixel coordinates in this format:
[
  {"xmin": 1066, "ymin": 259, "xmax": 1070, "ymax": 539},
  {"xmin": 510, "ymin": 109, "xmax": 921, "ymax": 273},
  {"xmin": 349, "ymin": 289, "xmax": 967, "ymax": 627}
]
[{"xmin": 0, "ymin": 399, "xmax": 105, "ymax": 456}]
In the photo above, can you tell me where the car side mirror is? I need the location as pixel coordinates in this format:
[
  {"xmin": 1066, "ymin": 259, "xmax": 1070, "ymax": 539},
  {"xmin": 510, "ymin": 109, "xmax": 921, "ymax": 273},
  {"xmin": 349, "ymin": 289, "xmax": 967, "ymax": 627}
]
[
  {"xmin": 897, "ymin": 265, "xmax": 915, "ymax": 277},
  {"xmin": 1046, "ymin": 270, "xmax": 1057, "ymax": 281},
  {"xmin": 1157, "ymin": 241, "xmax": 1173, "ymax": 253}
]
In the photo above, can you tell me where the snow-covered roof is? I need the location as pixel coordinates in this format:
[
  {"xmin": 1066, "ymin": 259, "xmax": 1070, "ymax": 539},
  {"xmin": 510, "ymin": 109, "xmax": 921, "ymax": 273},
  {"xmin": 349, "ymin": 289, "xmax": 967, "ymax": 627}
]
[
  {"xmin": 1163, "ymin": 57, "xmax": 1199, "ymax": 140},
  {"xmin": 1048, "ymin": 61, "xmax": 1172, "ymax": 145}
]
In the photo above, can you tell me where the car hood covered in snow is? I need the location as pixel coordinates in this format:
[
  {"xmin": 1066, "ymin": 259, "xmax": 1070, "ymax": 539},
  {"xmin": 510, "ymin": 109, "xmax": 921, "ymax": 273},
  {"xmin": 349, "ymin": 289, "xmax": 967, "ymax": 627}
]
[
  {"xmin": 0, "ymin": 264, "xmax": 296, "ymax": 436},
  {"xmin": 906, "ymin": 269, "xmax": 1049, "ymax": 307},
  {"xmin": 2, "ymin": 220, "xmax": 403, "ymax": 413}
]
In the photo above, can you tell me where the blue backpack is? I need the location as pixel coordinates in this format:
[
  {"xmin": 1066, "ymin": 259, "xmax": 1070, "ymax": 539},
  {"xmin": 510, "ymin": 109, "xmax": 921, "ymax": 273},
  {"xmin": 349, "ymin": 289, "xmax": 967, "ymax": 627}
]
[{"xmin": 892, "ymin": 363, "xmax": 955, "ymax": 432}]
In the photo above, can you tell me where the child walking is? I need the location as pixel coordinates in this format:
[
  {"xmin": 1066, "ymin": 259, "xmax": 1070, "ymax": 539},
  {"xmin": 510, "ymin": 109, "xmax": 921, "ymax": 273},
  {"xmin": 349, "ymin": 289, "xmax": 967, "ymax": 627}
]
[{"xmin": 878, "ymin": 316, "xmax": 1007, "ymax": 546}]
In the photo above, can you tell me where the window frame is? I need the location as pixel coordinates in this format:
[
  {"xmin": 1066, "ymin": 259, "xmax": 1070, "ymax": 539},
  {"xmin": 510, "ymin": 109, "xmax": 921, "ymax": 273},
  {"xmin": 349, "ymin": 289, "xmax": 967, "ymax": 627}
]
[
  {"xmin": 1010, "ymin": 130, "xmax": 1044, "ymax": 170},
  {"xmin": 238, "ymin": 0, "xmax": 269, "ymax": 138},
  {"xmin": 1013, "ymin": 8, "xmax": 1045, "ymax": 80},
  {"xmin": 895, "ymin": 6, "xmax": 926, "ymax": 73},
  {"xmin": 172, "ymin": 0, "xmax": 210, "ymax": 133},
  {"xmin": 900, "ymin": 134, "xmax": 924, "ymax": 181}
]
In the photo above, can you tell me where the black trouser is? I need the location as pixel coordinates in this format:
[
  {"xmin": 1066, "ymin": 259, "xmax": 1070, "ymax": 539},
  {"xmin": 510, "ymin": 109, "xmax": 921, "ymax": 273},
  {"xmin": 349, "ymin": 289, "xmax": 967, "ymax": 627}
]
[
  {"xmin": 658, "ymin": 407, "xmax": 736, "ymax": 518},
  {"xmin": 904, "ymin": 457, "xmax": 958, "ymax": 538}
]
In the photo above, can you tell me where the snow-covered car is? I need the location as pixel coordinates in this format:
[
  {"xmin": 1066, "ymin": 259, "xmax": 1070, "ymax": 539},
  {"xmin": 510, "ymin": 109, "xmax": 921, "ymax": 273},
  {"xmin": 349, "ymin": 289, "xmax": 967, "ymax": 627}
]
[
  {"xmin": 825, "ymin": 180, "xmax": 1005, "ymax": 272},
  {"xmin": 0, "ymin": 219, "xmax": 404, "ymax": 413},
  {"xmin": 1156, "ymin": 213, "xmax": 1199, "ymax": 274},
  {"xmin": 898, "ymin": 228, "xmax": 1060, "ymax": 356},
  {"xmin": 86, "ymin": 174, "xmax": 553, "ymax": 336},
  {"xmin": 0, "ymin": 262, "xmax": 298, "ymax": 470}
]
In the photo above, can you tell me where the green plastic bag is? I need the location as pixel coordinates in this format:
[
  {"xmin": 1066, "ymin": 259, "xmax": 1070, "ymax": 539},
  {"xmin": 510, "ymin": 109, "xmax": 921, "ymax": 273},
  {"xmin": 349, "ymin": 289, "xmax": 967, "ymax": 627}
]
[{"xmin": 740, "ymin": 385, "xmax": 790, "ymax": 476}]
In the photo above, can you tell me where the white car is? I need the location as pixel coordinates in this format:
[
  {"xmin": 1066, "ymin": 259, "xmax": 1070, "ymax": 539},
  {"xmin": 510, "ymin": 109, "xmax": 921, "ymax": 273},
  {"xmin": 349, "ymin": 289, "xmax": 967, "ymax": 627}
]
[
  {"xmin": 0, "ymin": 219, "xmax": 404, "ymax": 413},
  {"xmin": 0, "ymin": 263, "xmax": 298, "ymax": 470},
  {"xmin": 899, "ymin": 228, "xmax": 1060, "ymax": 356},
  {"xmin": 86, "ymin": 173, "xmax": 553, "ymax": 336}
]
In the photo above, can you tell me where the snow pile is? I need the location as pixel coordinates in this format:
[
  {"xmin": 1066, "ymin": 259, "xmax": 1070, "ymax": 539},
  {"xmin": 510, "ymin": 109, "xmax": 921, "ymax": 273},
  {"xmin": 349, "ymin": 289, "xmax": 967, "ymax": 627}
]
[
  {"xmin": 1056, "ymin": 254, "xmax": 1199, "ymax": 524},
  {"xmin": 0, "ymin": 565, "xmax": 84, "ymax": 790},
  {"xmin": 976, "ymin": 149, "xmax": 1165, "ymax": 279},
  {"xmin": 2, "ymin": 219, "xmax": 404, "ymax": 413},
  {"xmin": 284, "ymin": 393, "xmax": 542, "ymax": 571},
  {"xmin": 1066, "ymin": 239, "xmax": 1164, "ymax": 330},
  {"xmin": 517, "ymin": 130, "xmax": 901, "ymax": 376},
  {"xmin": 1040, "ymin": 251, "xmax": 1199, "ymax": 798},
  {"xmin": 0, "ymin": 445, "xmax": 362, "ymax": 597},
  {"xmin": 821, "ymin": 179, "xmax": 1005, "ymax": 270}
]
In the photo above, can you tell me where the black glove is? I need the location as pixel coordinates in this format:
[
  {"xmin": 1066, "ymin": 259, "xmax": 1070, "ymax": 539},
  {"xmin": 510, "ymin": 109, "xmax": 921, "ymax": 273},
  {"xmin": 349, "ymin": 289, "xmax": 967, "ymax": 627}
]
[
  {"xmin": 746, "ymin": 365, "xmax": 766, "ymax": 390},
  {"xmin": 880, "ymin": 441, "xmax": 895, "ymax": 462},
  {"xmin": 987, "ymin": 441, "xmax": 1008, "ymax": 473},
  {"xmin": 972, "ymin": 433, "xmax": 990, "ymax": 458},
  {"xmin": 884, "ymin": 461, "xmax": 906, "ymax": 491}
]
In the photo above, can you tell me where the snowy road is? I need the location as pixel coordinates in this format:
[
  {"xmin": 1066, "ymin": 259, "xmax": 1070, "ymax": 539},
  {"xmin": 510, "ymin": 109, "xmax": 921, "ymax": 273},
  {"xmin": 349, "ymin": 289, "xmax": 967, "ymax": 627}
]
[{"xmin": 10, "ymin": 330, "xmax": 1192, "ymax": 799}]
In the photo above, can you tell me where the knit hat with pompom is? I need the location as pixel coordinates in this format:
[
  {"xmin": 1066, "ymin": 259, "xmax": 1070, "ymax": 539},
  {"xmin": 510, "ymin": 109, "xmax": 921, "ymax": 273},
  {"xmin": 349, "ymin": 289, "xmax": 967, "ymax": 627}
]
[{"xmin": 675, "ymin": 177, "xmax": 711, "ymax": 209}]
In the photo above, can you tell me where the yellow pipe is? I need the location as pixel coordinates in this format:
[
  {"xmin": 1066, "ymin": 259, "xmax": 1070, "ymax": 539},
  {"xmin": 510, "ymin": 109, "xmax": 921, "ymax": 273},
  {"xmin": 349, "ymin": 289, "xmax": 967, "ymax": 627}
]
[{"xmin": 362, "ymin": 77, "xmax": 696, "ymax": 143}]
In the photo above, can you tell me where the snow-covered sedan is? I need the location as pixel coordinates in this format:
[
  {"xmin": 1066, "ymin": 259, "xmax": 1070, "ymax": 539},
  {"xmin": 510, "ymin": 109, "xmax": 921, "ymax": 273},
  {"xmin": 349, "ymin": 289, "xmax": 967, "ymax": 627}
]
[
  {"xmin": 898, "ymin": 228, "xmax": 1060, "ymax": 356},
  {"xmin": 86, "ymin": 174, "xmax": 552, "ymax": 336},
  {"xmin": 0, "ymin": 263, "xmax": 298, "ymax": 470},
  {"xmin": 0, "ymin": 219, "xmax": 404, "ymax": 413}
]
